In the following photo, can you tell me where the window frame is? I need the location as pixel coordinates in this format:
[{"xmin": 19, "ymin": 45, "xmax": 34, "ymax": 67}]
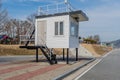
[
  {"xmin": 70, "ymin": 22, "xmax": 79, "ymax": 37},
  {"xmin": 54, "ymin": 21, "xmax": 64, "ymax": 36}
]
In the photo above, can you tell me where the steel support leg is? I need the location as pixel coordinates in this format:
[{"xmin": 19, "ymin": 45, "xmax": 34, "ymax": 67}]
[
  {"xmin": 67, "ymin": 48, "xmax": 69, "ymax": 64},
  {"xmin": 76, "ymin": 48, "xmax": 78, "ymax": 61},
  {"xmin": 36, "ymin": 48, "xmax": 38, "ymax": 62},
  {"xmin": 63, "ymin": 48, "xmax": 65, "ymax": 60}
]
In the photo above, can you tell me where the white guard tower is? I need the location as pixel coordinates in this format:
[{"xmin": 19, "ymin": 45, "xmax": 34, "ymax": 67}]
[
  {"xmin": 20, "ymin": 0, "xmax": 88, "ymax": 65},
  {"xmin": 35, "ymin": 1, "xmax": 88, "ymax": 48}
]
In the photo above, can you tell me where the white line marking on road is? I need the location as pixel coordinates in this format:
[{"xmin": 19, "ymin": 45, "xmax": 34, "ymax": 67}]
[
  {"xmin": 74, "ymin": 59, "xmax": 102, "ymax": 80},
  {"xmin": 74, "ymin": 50, "xmax": 114, "ymax": 80},
  {"xmin": 103, "ymin": 50, "xmax": 113, "ymax": 58}
]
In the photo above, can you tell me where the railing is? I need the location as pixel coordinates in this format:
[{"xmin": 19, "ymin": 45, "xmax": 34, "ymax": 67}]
[
  {"xmin": 20, "ymin": 35, "xmax": 35, "ymax": 44},
  {"xmin": 38, "ymin": 2, "xmax": 76, "ymax": 15}
]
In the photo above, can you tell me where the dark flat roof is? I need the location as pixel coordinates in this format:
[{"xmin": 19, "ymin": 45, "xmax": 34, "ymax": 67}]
[{"xmin": 36, "ymin": 10, "xmax": 88, "ymax": 21}]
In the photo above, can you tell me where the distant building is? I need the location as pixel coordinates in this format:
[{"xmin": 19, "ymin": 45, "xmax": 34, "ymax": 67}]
[{"xmin": 101, "ymin": 42, "xmax": 114, "ymax": 48}]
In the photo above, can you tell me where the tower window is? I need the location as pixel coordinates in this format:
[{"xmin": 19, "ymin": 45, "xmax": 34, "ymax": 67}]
[{"xmin": 55, "ymin": 21, "xmax": 64, "ymax": 35}]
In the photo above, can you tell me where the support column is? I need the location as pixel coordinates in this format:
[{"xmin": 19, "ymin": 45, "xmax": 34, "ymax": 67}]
[
  {"xmin": 67, "ymin": 48, "xmax": 69, "ymax": 64},
  {"xmin": 76, "ymin": 48, "xmax": 78, "ymax": 61},
  {"xmin": 63, "ymin": 48, "xmax": 65, "ymax": 60},
  {"xmin": 36, "ymin": 48, "xmax": 39, "ymax": 62}
]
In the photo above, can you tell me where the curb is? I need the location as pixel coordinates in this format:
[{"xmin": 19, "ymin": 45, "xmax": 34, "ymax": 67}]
[{"xmin": 53, "ymin": 58, "xmax": 96, "ymax": 80}]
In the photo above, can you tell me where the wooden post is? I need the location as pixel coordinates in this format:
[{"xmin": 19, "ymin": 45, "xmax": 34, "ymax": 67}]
[
  {"xmin": 63, "ymin": 48, "xmax": 65, "ymax": 60},
  {"xmin": 36, "ymin": 48, "xmax": 38, "ymax": 62},
  {"xmin": 76, "ymin": 48, "xmax": 78, "ymax": 61},
  {"xmin": 67, "ymin": 48, "xmax": 69, "ymax": 64}
]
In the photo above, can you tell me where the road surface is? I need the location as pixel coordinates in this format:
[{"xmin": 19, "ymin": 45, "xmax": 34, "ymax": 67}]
[
  {"xmin": 0, "ymin": 55, "xmax": 35, "ymax": 64},
  {"xmin": 77, "ymin": 49, "xmax": 120, "ymax": 80}
]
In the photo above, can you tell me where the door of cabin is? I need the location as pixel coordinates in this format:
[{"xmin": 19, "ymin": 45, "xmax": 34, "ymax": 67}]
[{"xmin": 37, "ymin": 21, "xmax": 46, "ymax": 46}]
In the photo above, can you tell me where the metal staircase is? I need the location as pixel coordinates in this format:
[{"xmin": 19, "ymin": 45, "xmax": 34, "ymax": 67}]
[
  {"xmin": 20, "ymin": 23, "xmax": 35, "ymax": 45},
  {"xmin": 20, "ymin": 28, "xmax": 57, "ymax": 65},
  {"xmin": 39, "ymin": 46, "xmax": 57, "ymax": 64},
  {"xmin": 25, "ymin": 28, "xmax": 35, "ymax": 46}
]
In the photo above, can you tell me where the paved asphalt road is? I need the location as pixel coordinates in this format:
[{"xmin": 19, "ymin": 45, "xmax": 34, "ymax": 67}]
[
  {"xmin": 78, "ymin": 49, "xmax": 120, "ymax": 80},
  {"xmin": 0, "ymin": 56, "xmax": 35, "ymax": 64}
]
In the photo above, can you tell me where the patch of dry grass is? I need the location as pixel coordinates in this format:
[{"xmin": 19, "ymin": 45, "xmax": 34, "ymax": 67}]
[
  {"xmin": 81, "ymin": 43, "xmax": 112, "ymax": 57},
  {"xmin": 0, "ymin": 45, "xmax": 64, "ymax": 56},
  {"xmin": 0, "ymin": 45, "xmax": 39, "ymax": 56},
  {"xmin": 0, "ymin": 44, "xmax": 112, "ymax": 56}
]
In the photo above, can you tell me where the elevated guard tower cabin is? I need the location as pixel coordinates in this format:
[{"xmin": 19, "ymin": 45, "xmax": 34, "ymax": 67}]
[{"xmin": 20, "ymin": 0, "xmax": 88, "ymax": 64}]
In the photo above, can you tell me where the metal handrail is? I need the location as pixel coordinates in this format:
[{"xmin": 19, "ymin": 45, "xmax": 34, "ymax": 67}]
[{"xmin": 38, "ymin": 1, "xmax": 75, "ymax": 15}]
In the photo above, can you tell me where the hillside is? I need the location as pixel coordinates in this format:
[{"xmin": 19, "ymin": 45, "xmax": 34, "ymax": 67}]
[
  {"xmin": 81, "ymin": 43, "xmax": 112, "ymax": 57},
  {"xmin": 110, "ymin": 39, "xmax": 120, "ymax": 48}
]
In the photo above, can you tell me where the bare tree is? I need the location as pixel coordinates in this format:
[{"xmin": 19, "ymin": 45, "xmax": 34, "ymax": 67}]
[
  {"xmin": 93, "ymin": 35, "xmax": 100, "ymax": 43},
  {"xmin": 26, "ymin": 13, "xmax": 36, "ymax": 36},
  {"xmin": 0, "ymin": 0, "xmax": 8, "ymax": 34},
  {"xmin": 27, "ymin": 13, "xmax": 36, "ymax": 25}
]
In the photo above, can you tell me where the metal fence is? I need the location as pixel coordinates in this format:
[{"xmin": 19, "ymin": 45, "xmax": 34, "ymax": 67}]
[{"xmin": 38, "ymin": 2, "xmax": 76, "ymax": 15}]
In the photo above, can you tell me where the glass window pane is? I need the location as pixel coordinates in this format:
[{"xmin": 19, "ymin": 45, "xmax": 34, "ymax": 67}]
[
  {"xmin": 71, "ymin": 26, "xmax": 75, "ymax": 35},
  {"xmin": 60, "ymin": 22, "xmax": 63, "ymax": 35},
  {"xmin": 70, "ymin": 22, "xmax": 75, "ymax": 36},
  {"xmin": 55, "ymin": 22, "xmax": 58, "ymax": 35},
  {"xmin": 76, "ymin": 25, "xmax": 79, "ymax": 37}
]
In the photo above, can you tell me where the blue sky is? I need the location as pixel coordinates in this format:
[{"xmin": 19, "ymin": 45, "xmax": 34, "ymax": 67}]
[{"xmin": 2, "ymin": 0, "xmax": 120, "ymax": 42}]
